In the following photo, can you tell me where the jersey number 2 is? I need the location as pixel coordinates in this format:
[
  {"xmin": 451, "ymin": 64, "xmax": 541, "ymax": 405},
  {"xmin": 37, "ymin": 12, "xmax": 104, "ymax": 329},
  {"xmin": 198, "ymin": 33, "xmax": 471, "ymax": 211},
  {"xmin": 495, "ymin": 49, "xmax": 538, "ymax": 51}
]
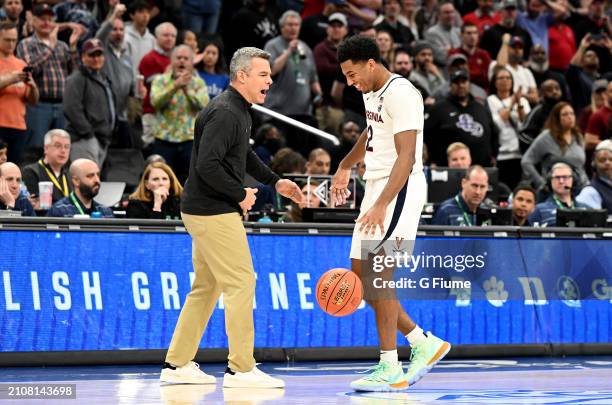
[{"xmin": 365, "ymin": 125, "xmax": 373, "ymax": 152}]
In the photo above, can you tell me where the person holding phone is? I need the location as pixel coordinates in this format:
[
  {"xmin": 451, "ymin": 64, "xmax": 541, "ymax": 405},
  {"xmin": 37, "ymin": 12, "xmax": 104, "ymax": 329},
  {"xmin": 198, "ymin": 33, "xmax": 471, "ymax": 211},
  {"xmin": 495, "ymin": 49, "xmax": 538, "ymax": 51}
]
[{"xmin": 0, "ymin": 20, "xmax": 38, "ymax": 165}]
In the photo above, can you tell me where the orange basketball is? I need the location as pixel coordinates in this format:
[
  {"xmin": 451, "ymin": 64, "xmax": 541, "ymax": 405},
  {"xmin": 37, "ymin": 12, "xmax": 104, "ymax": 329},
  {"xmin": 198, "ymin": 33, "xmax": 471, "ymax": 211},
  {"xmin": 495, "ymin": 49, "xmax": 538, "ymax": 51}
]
[{"xmin": 316, "ymin": 268, "xmax": 363, "ymax": 317}]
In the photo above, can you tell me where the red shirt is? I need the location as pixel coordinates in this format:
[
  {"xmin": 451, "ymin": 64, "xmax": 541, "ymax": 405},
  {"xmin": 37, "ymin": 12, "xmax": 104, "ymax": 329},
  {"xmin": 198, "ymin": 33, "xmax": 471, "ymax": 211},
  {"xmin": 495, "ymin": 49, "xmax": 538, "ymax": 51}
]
[
  {"xmin": 138, "ymin": 49, "xmax": 171, "ymax": 114},
  {"xmin": 463, "ymin": 10, "xmax": 501, "ymax": 33},
  {"xmin": 301, "ymin": 0, "xmax": 324, "ymax": 18},
  {"xmin": 587, "ymin": 105, "xmax": 612, "ymax": 139},
  {"xmin": 547, "ymin": 23, "xmax": 575, "ymax": 71},
  {"xmin": 448, "ymin": 47, "xmax": 492, "ymax": 90}
]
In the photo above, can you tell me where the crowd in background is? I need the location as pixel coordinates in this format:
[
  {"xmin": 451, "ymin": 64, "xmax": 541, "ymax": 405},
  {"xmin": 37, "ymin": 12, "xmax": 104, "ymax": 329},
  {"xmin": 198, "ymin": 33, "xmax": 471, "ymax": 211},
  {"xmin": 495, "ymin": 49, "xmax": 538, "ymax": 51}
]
[{"xmin": 0, "ymin": 0, "xmax": 610, "ymax": 227}]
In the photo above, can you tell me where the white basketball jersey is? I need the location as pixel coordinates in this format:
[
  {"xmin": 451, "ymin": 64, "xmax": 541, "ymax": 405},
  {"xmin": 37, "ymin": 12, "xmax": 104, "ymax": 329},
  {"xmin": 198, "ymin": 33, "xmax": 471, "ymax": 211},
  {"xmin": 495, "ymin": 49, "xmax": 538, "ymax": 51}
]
[{"xmin": 362, "ymin": 75, "xmax": 424, "ymax": 180}]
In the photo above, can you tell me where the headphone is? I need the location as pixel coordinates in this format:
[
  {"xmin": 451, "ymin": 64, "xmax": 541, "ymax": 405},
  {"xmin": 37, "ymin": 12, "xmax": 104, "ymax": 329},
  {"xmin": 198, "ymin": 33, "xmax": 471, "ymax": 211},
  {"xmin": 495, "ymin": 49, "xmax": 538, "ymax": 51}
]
[{"xmin": 544, "ymin": 161, "xmax": 581, "ymax": 196}]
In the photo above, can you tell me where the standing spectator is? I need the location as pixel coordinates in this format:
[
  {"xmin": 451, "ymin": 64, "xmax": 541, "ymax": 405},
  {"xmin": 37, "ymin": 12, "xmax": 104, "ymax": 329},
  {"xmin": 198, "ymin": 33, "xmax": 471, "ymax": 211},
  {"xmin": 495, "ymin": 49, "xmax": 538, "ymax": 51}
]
[
  {"xmin": 425, "ymin": 69, "xmax": 498, "ymax": 167},
  {"xmin": 527, "ymin": 44, "xmax": 570, "ymax": 101},
  {"xmin": 567, "ymin": 34, "xmax": 604, "ymax": 114},
  {"xmin": 46, "ymin": 158, "xmax": 114, "ymax": 218},
  {"xmin": 391, "ymin": 47, "xmax": 412, "ymax": 78},
  {"xmin": 519, "ymin": 79, "xmax": 562, "ymax": 152},
  {"xmin": 510, "ymin": 184, "xmax": 536, "ymax": 225},
  {"xmin": 489, "ymin": 34, "xmax": 539, "ymax": 105},
  {"xmin": 127, "ymin": 161, "xmax": 183, "ymax": 219},
  {"xmin": 516, "ymin": 0, "xmax": 567, "ymax": 54},
  {"xmin": 547, "ymin": 15, "xmax": 575, "ymax": 72},
  {"xmin": 96, "ymin": 4, "xmax": 143, "ymax": 148},
  {"xmin": 446, "ymin": 142, "xmax": 472, "ymax": 168},
  {"xmin": 400, "ymin": 0, "xmax": 420, "ymax": 40},
  {"xmin": 487, "ymin": 67, "xmax": 531, "ymax": 189},
  {"xmin": 424, "ymin": 1, "xmax": 461, "ymax": 66},
  {"xmin": 53, "ymin": 0, "xmax": 98, "ymax": 45},
  {"xmin": 313, "ymin": 12, "xmax": 348, "ymax": 135},
  {"xmin": 0, "ymin": 0, "xmax": 25, "ymax": 40},
  {"xmin": 226, "ymin": 0, "xmax": 279, "ymax": 59},
  {"xmin": 182, "ymin": 0, "xmax": 221, "ymax": 36},
  {"xmin": 150, "ymin": 45, "xmax": 208, "ymax": 183},
  {"xmin": 577, "ymin": 139, "xmax": 612, "ymax": 213},
  {"xmin": 448, "ymin": 23, "xmax": 492, "ymax": 90},
  {"xmin": 21, "ymin": 129, "xmax": 72, "ymax": 205},
  {"xmin": 264, "ymin": 10, "xmax": 322, "ymax": 155},
  {"xmin": 64, "ymin": 38, "xmax": 116, "ymax": 167},
  {"xmin": 0, "ymin": 161, "xmax": 35, "ymax": 215},
  {"xmin": 431, "ymin": 53, "xmax": 487, "ymax": 104},
  {"xmin": 585, "ymin": 81, "xmax": 612, "ymax": 151},
  {"xmin": 408, "ymin": 40, "xmax": 446, "ymax": 97},
  {"xmin": 300, "ymin": 1, "xmax": 337, "ymax": 50},
  {"xmin": 374, "ymin": 0, "xmax": 415, "ymax": 47},
  {"xmin": 462, "ymin": 0, "xmax": 500, "ymax": 34},
  {"xmin": 0, "ymin": 20, "xmax": 39, "ymax": 165},
  {"xmin": 138, "ymin": 22, "xmax": 176, "ymax": 149},
  {"xmin": 521, "ymin": 102, "xmax": 588, "ymax": 190},
  {"xmin": 571, "ymin": 0, "xmax": 610, "ymax": 74},
  {"xmin": 124, "ymin": 0, "xmax": 155, "ymax": 76},
  {"xmin": 415, "ymin": 0, "xmax": 439, "ymax": 37},
  {"xmin": 16, "ymin": 4, "xmax": 81, "ymax": 162},
  {"xmin": 578, "ymin": 79, "xmax": 608, "ymax": 134},
  {"xmin": 480, "ymin": 0, "xmax": 533, "ymax": 60},
  {"xmin": 196, "ymin": 39, "xmax": 229, "ymax": 100},
  {"xmin": 375, "ymin": 28, "xmax": 395, "ymax": 67}
]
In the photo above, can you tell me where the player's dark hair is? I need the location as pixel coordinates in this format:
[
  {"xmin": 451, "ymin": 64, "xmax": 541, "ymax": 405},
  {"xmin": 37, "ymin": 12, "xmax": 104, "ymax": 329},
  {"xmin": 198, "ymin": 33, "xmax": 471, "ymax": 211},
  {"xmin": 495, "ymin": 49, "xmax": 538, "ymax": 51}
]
[{"xmin": 337, "ymin": 35, "xmax": 381, "ymax": 64}]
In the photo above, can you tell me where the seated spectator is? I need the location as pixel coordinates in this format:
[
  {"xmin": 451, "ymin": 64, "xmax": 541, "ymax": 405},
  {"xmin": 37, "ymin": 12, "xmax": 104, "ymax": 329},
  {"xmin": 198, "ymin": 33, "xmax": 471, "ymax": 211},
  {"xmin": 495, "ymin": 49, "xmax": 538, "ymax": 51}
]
[
  {"xmin": 424, "ymin": 1, "xmax": 460, "ymax": 66},
  {"xmin": 0, "ymin": 20, "xmax": 39, "ymax": 165},
  {"xmin": 126, "ymin": 161, "xmax": 183, "ymax": 219},
  {"xmin": 64, "ymin": 38, "xmax": 117, "ymax": 167},
  {"xmin": 374, "ymin": 0, "xmax": 414, "ymax": 47},
  {"xmin": 281, "ymin": 182, "xmax": 322, "ymax": 223},
  {"xmin": 331, "ymin": 120, "xmax": 361, "ymax": 172},
  {"xmin": 577, "ymin": 140, "xmax": 612, "ymax": 213},
  {"xmin": 510, "ymin": 184, "xmax": 536, "ymax": 226},
  {"xmin": 489, "ymin": 34, "xmax": 539, "ymax": 106},
  {"xmin": 446, "ymin": 142, "xmax": 472, "ymax": 168},
  {"xmin": 408, "ymin": 40, "xmax": 446, "ymax": 97},
  {"xmin": 21, "ymin": 129, "xmax": 72, "ymax": 206},
  {"xmin": 462, "ymin": 0, "xmax": 500, "ymax": 34},
  {"xmin": 254, "ymin": 124, "xmax": 284, "ymax": 165},
  {"xmin": 425, "ymin": 69, "xmax": 498, "ymax": 167},
  {"xmin": 0, "ymin": 161, "xmax": 34, "ymax": 215},
  {"xmin": 578, "ymin": 79, "xmax": 608, "ymax": 134},
  {"xmin": 522, "ymin": 102, "xmax": 588, "ymax": 191},
  {"xmin": 519, "ymin": 79, "xmax": 563, "ymax": 152},
  {"xmin": 431, "ymin": 165, "xmax": 489, "ymax": 226},
  {"xmin": 376, "ymin": 28, "xmax": 396, "ymax": 68},
  {"xmin": 145, "ymin": 153, "xmax": 166, "ymax": 166},
  {"xmin": 585, "ymin": 81, "xmax": 612, "ymax": 152},
  {"xmin": 391, "ymin": 47, "xmax": 412, "ymax": 78},
  {"xmin": 150, "ymin": 45, "xmax": 209, "ymax": 184},
  {"xmin": 305, "ymin": 147, "xmax": 331, "ymax": 175},
  {"xmin": 527, "ymin": 44, "xmax": 570, "ymax": 102},
  {"xmin": 196, "ymin": 39, "xmax": 229, "ymax": 100},
  {"xmin": 47, "ymin": 158, "xmax": 113, "ymax": 218},
  {"xmin": 480, "ymin": 0, "xmax": 533, "ymax": 62},
  {"xmin": 448, "ymin": 23, "xmax": 492, "ymax": 90},
  {"xmin": 430, "ymin": 53, "xmax": 487, "ymax": 104},
  {"xmin": 270, "ymin": 147, "xmax": 306, "ymax": 177},
  {"xmin": 487, "ymin": 67, "xmax": 531, "ymax": 189},
  {"xmin": 0, "ymin": 139, "xmax": 6, "ymax": 164},
  {"xmin": 528, "ymin": 162, "xmax": 589, "ymax": 226}
]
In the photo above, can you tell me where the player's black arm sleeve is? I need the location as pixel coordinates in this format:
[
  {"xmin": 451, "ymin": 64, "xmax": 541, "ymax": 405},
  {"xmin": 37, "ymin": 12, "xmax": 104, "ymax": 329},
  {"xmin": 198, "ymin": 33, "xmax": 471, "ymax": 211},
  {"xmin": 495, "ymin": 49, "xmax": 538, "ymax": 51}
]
[{"xmin": 246, "ymin": 149, "xmax": 281, "ymax": 186}]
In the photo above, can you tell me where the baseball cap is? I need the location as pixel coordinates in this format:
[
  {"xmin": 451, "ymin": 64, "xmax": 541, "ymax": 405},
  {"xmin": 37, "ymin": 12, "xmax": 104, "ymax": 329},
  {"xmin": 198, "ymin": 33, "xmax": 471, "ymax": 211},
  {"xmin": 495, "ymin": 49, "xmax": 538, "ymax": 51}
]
[
  {"xmin": 328, "ymin": 12, "xmax": 348, "ymax": 26},
  {"xmin": 82, "ymin": 39, "xmax": 104, "ymax": 55},
  {"xmin": 509, "ymin": 36, "xmax": 524, "ymax": 48},
  {"xmin": 448, "ymin": 53, "xmax": 468, "ymax": 67},
  {"xmin": 501, "ymin": 0, "xmax": 518, "ymax": 9},
  {"xmin": 33, "ymin": 4, "xmax": 55, "ymax": 17},
  {"xmin": 450, "ymin": 69, "xmax": 469, "ymax": 83},
  {"xmin": 592, "ymin": 79, "xmax": 609, "ymax": 92},
  {"xmin": 595, "ymin": 139, "xmax": 612, "ymax": 153}
]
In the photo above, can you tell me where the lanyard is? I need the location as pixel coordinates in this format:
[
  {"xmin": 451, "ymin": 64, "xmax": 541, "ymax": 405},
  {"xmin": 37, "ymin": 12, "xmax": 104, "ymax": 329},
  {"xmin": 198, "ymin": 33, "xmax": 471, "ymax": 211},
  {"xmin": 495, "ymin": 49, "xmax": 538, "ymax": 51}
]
[
  {"xmin": 69, "ymin": 192, "xmax": 85, "ymax": 215},
  {"xmin": 454, "ymin": 195, "xmax": 473, "ymax": 226},
  {"xmin": 38, "ymin": 160, "xmax": 69, "ymax": 197},
  {"xmin": 553, "ymin": 196, "xmax": 574, "ymax": 209}
]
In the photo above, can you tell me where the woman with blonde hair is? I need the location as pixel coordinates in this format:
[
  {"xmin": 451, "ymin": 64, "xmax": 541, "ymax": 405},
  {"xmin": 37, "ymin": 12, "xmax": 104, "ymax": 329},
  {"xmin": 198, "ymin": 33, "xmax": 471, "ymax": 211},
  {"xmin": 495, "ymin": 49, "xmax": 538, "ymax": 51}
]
[{"xmin": 126, "ymin": 162, "xmax": 183, "ymax": 219}]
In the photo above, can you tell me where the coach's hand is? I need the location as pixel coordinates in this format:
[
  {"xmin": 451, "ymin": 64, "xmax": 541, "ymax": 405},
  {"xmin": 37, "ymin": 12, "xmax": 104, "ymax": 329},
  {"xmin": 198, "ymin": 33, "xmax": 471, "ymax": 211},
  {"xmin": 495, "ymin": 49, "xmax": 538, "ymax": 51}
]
[
  {"xmin": 239, "ymin": 187, "xmax": 258, "ymax": 215},
  {"xmin": 331, "ymin": 167, "xmax": 351, "ymax": 206},
  {"xmin": 276, "ymin": 179, "xmax": 304, "ymax": 204},
  {"xmin": 356, "ymin": 202, "xmax": 386, "ymax": 236}
]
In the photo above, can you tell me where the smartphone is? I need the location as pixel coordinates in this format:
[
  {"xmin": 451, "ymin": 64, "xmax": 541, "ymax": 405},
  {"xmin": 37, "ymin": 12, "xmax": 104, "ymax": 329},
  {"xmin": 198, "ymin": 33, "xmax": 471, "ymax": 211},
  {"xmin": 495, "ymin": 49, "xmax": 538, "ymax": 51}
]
[{"xmin": 23, "ymin": 66, "xmax": 33, "ymax": 73}]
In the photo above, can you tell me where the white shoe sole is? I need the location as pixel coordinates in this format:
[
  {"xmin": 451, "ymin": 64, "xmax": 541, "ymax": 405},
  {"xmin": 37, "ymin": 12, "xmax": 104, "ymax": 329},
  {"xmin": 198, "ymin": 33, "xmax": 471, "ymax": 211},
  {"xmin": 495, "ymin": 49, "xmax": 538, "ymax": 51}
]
[
  {"xmin": 350, "ymin": 382, "xmax": 408, "ymax": 392},
  {"xmin": 159, "ymin": 371, "xmax": 216, "ymax": 384},
  {"xmin": 223, "ymin": 376, "xmax": 285, "ymax": 388}
]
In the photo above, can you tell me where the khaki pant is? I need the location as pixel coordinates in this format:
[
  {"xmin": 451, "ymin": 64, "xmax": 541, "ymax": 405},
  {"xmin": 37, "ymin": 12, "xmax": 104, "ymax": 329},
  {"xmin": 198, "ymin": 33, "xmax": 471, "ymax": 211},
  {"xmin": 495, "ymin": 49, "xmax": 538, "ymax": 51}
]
[{"xmin": 165, "ymin": 212, "xmax": 256, "ymax": 372}]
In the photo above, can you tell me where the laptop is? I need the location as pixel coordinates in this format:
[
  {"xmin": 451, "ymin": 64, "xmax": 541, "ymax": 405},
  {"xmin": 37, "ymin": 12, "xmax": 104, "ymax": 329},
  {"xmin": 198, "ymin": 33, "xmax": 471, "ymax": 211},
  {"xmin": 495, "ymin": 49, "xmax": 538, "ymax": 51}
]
[{"xmin": 94, "ymin": 182, "xmax": 126, "ymax": 208}]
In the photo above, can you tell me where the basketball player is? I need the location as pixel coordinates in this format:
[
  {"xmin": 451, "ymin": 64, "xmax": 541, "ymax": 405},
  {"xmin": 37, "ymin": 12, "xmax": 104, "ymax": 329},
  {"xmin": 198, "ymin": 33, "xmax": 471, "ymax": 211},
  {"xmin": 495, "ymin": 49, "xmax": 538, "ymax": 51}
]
[{"xmin": 331, "ymin": 35, "xmax": 451, "ymax": 392}]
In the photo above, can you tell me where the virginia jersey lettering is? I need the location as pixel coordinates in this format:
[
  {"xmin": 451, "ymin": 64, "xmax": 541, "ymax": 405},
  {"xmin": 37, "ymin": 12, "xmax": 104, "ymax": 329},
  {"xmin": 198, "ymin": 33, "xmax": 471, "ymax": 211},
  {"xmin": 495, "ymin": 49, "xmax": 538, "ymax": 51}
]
[{"xmin": 362, "ymin": 74, "xmax": 424, "ymax": 180}]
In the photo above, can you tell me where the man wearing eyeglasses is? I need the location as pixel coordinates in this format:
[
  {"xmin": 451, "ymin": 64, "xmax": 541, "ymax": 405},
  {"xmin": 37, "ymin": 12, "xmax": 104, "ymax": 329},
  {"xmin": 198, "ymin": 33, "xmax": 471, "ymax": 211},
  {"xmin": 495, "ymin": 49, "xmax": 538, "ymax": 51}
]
[
  {"xmin": 528, "ymin": 162, "xmax": 588, "ymax": 226},
  {"xmin": 21, "ymin": 129, "xmax": 72, "ymax": 207}
]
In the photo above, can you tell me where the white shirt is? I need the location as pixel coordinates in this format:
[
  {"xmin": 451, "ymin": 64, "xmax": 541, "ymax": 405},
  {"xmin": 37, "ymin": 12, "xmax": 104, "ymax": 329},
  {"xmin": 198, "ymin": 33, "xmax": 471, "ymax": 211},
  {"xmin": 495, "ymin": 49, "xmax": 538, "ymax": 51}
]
[
  {"xmin": 488, "ymin": 61, "xmax": 537, "ymax": 93},
  {"xmin": 487, "ymin": 94, "xmax": 531, "ymax": 160},
  {"xmin": 362, "ymin": 74, "xmax": 424, "ymax": 180}
]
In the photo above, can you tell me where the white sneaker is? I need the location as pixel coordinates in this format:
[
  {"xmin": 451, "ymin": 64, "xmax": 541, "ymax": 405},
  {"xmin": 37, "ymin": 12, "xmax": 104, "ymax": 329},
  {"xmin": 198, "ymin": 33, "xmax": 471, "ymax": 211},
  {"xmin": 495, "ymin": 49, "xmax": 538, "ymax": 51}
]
[
  {"xmin": 159, "ymin": 361, "xmax": 216, "ymax": 384},
  {"xmin": 223, "ymin": 365, "xmax": 285, "ymax": 388}
]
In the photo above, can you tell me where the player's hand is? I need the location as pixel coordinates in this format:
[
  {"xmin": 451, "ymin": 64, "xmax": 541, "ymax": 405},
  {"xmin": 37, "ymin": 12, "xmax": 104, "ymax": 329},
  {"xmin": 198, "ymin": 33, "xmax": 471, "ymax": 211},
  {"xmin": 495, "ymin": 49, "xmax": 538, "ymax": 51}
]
[
  {"xmin": 275, "ymin": 179, "xmax": 304, "ymax": 204},
  {"xmin": 330, "ymin": 167, "xmax": 351, "ymax": 206},
  {"xmin": 356, "ymin": 203, "xmax": 386, "ymax": 236},
  {"xmin": 239, "ymin": 187, "xmax": 258, "ymax": 215}
]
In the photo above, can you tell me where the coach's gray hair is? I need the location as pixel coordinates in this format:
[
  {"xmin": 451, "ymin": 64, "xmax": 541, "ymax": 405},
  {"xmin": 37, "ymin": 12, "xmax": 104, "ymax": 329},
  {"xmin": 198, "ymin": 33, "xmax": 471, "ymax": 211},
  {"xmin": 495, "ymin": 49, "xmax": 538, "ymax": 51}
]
[
  {"xmin": 279, "ymin": 10, "xmax": 301, "ymax": 27},
  {"xmin": 43, "ymin": 129, "xmax": 70, "ymax": 146},
  {"xmin": 172, "ymin": 44, "xmax": 194, "ymax": 62},
  {"xmin": 229, "ymin": 47, "xmax": 270, "ymax": 81},
  {"xmin": 154, "ymin": 22, "xmax": 177, "ymax": 38}
]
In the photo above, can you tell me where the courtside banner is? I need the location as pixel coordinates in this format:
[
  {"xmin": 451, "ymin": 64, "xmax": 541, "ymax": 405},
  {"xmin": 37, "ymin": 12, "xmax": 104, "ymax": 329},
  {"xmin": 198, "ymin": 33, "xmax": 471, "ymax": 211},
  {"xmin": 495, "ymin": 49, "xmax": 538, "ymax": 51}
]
[{"xmin": 0, "ymin": 231, "xmax": 611, "ymax": 351}]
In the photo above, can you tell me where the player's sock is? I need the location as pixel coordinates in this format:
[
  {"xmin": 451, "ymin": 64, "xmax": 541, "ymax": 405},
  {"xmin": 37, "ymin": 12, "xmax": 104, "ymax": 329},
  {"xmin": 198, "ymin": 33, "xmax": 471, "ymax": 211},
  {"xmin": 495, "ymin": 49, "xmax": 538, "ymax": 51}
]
[
  {"xmin": 406, "ymin": 325, "xmax": 427, "ymax": 346},
  {"xmin": 380, "ymin": 349, "xmax": 398, "ymax": 364}
]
